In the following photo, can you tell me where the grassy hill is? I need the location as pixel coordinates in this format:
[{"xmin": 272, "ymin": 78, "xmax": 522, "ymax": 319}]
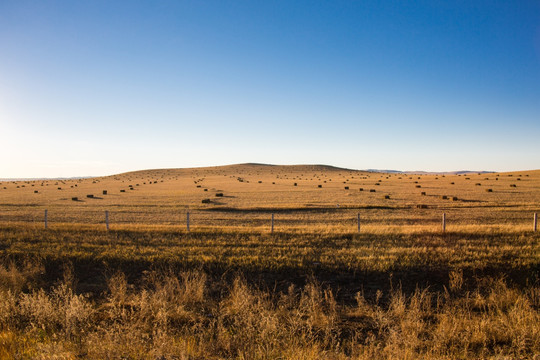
[{"xmin": 1, "ymin": 164, "xmax": 539, "ymax": 358}]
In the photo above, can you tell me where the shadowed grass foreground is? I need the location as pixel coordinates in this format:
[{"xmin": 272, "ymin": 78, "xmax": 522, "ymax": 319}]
[
  {"xmin": 0, "ymin": 226, "xmax": 539, "ymax": 358},
  {"xmin": 0, "ymin": 263, "xmax": 539, "ymax": 359}
]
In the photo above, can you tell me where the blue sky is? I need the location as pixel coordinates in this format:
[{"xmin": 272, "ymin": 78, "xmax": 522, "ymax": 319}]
[{"xmin": 1, "ymin": 1, "xmax": 539, "ymax": 177}]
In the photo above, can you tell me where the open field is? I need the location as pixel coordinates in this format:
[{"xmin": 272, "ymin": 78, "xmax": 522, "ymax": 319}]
[
  {"xmin": 1, "ymin": 164, "xmax": 539, "ymax": 231},
  {"xmin": 1, "ymin": 164, "xmax": 539, "ymax": 358}
]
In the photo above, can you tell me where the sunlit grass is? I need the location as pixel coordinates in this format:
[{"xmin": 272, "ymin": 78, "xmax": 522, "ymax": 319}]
[{"xmin": 1, "ymin": 165, "xmax": 539, "ymax": 357}]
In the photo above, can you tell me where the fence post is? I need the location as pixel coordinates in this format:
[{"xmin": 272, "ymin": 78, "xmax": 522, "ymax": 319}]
[
  {"xmin": 442, "ymin": 213, "xmax": 446, "ymax": 233},
  {"xmin": 357, "ymin": 213, "xmax": 360, "ymax": 233},
  {"xmin": 44, "ymin": 209, "xmax": 48, "ymax": 229},
  {"xmin": 534, "ymin": 213, "xmax": 538, "ymax": 232},
  {"xmin": 271, "ymin": 213, "xmax": 274, "ymax": 234},
  {"xmin": 187, "ymin": 211, "xmax": 190, "ymax": 232},
  {"xmin": 105, "ymin": 211, "xmax": 109, "ymax": 231}
]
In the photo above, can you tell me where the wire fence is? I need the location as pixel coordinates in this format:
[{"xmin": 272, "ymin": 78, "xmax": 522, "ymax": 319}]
[{"xmin": 1, "ymin": 207, "xmax": 538, "ymax": 233}]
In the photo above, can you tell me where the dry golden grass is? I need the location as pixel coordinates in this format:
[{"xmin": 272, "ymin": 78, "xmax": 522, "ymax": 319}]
[
  {"xmin": 0, "ymin": 264, "xmax": 539, "ymax": 359},
  {"xmin": 1, "ymin": 164, "xmax": 539, "ymax": 358},
  {"xmin": 1, "ymin": 164, "xmax": 539, "ymax": 231}
]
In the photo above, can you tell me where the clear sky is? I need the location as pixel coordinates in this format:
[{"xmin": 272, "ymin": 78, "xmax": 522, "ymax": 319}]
[{"xmin": 1, "ymin": 1, "xmax": 539, "ymax": 177}]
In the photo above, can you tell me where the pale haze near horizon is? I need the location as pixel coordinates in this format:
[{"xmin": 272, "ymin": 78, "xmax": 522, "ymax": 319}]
[{"xmin": 1, "ymin": 1, "xmax": 539, "ymax": 178}]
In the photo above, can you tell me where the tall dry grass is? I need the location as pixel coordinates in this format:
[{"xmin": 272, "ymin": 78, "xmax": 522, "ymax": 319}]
[{"xmin": 1, "ymin": 264, "xmax": 539, "ymax": 359}]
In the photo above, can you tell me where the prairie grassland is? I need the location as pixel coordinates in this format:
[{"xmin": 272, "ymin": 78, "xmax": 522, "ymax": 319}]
[
  {"xmin": 1, "ymin": 164, "xmax": 539, "ymax": 358},
  {"xmin": 1, "ymin": 164, "xmax": 539, "ymax": 230}
]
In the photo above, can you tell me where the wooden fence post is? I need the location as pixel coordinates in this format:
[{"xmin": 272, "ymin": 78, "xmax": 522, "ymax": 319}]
[
  {"xmin": 44, "ymin": 209, "xmax": 48, "ymax": 229},
  {"xmin": 442, "ymin": 213, "xmax": 446, "ymax": 233},
  {"xmin": 105, "ymin": 211, "xmax": 109, "ymax": 231}
]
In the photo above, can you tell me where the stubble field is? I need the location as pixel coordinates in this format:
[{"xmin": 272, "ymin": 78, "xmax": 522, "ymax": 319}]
[{"xmin": 0, "ymin": 164, "xmax": 539, "ymax": 358}]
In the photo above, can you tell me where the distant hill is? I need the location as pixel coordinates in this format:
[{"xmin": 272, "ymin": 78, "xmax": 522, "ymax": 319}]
[
  {"xmin": 364, "ymin": 169, "xmax": 496, "ymax": 175},
  {"xmin": 4, "ymin": 164, "xmax": 527, "ymax": 180}
]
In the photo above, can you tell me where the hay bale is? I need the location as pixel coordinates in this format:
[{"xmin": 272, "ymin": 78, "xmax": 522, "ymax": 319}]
[
  {"xmin": 475, "ymin": 183, "xmax": 481, "ymax": 186},
  {"xmin": 441, "ymin": 195, "xmax": 448, "ymax": 200},
  {"xmin": 384, "ymin": 195, "xmax": 390, "ymax": 199},
  {"xmin": 204, "ymin": 188, "xmax": 208, "ymax": 191},
  {"xmin": 452, "ymin": 197, "xmax": 458, "ymax": 201},
  {"xmin": 72, "ymin": 197, "xmax": 78, "ymax": 201},
  {"xmin": 202, "ymin": 199, "xmax": 211, "ymax": 204},
  {"xmin": 34, "ymin": 190, "xmax": 38, "ymax": 193},
  {"xmin": 510, "ymin": 184, "xmax": 517, "ymax": 188},
  {"xmin": 359, "ymin": 188, "xmax": 363, "ymax": 191},
  {"xmin": 421, "ymin": 192, "xmax": 426, "ymax": 195},
  {"xmin": 103, "ymin": 190, "xmax": 107, "ymax": 195},
  {"xmin": 416, "ymin": 204, "xmax": 428, "ymax": 209},
  {"xmin": 318, "ymin": 185, "xmax": 322, "ymax": 188},
  {"xmin": 215, "ymin": 193, "xmax": 224, "ymax": 197},
  {"xmin": 57, "ymin": 187, "xmax": 62, "ymax": 190},
  {"xmin": 369, "ymin": 189, "xmax": 376, "ymax": 193},
  {"xmin": 120, "ymin": 189, "xmax": 126, "ymax": 192},
  {"xmin": 486, "ymin": 188, "xmax": 493, "ymax": 192},
  {"xmin": 416, "ymin": 185, "xmax": 421, "ymax": 188},
  {"xmin": 344, "ymin": 186, "xmax": 349, "ymax": 190},
  {"xmin": 294, "ymin": 183, "xmax": 297, "ymax": 186},
  {"xmin": 87, "ymin": 194, "xmax": 94, "ymax": 198}
]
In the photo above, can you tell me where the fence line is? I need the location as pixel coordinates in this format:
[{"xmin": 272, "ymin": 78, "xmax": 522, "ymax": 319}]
[{"xmin": 22, "ymin": 209, "xmax": 539, "ymax": 233}]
